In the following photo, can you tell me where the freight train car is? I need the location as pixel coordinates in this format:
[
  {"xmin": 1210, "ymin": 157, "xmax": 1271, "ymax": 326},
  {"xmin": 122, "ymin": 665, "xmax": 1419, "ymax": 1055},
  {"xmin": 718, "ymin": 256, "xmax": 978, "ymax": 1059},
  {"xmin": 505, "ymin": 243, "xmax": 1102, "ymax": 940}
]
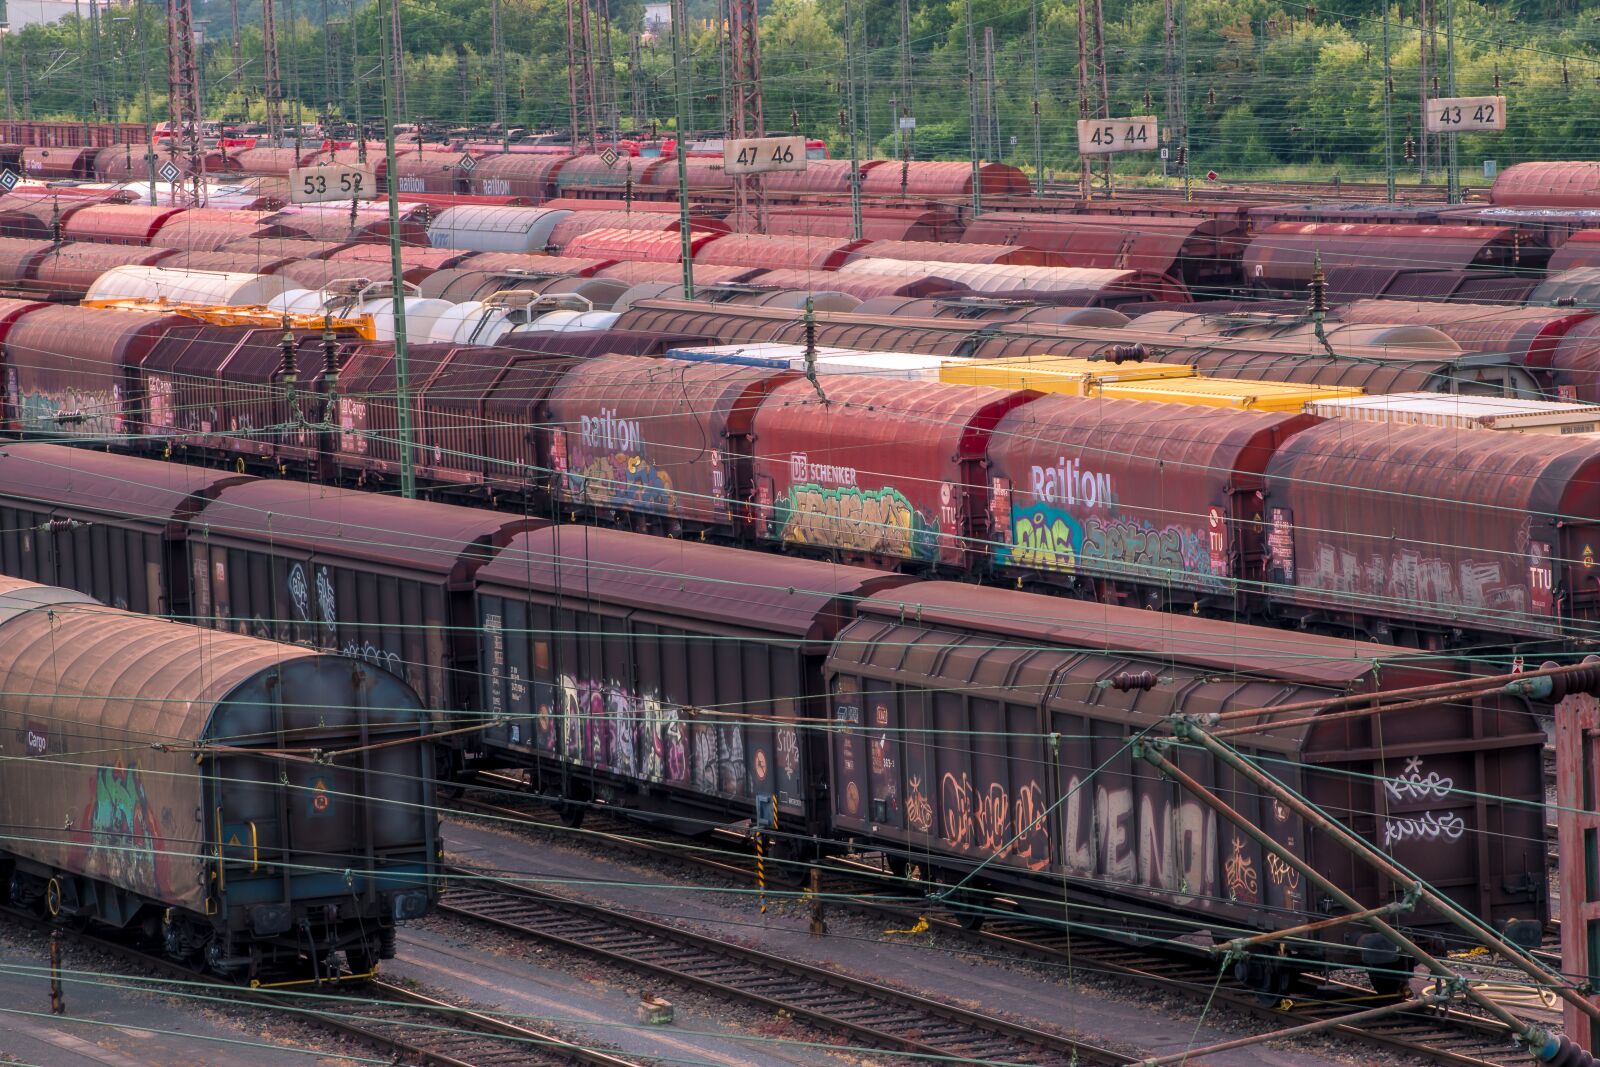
[
  {"xmin": 825, "ymin": 580, "xmax": 1547, "ymax": 988},
  {"xmin": 0, "ymin": 448, "xmax": 1549, "ymax": 996},
  {"xmin": 0, "ymin": 574, "xmax": 438, "ymax": 979}
]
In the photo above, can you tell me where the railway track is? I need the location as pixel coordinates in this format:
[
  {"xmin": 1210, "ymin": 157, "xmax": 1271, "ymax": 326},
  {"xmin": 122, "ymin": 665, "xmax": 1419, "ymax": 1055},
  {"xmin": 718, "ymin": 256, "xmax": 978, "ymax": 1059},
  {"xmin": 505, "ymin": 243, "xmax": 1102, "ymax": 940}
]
[
  {"xmin": 440, "ymin": 867, "xmax": 1133, "ymax": 1066},
  {"xmin": 302, "ymin": 979, "xmax": 647, "ymax": 1067},
  {"xmin": 4, "ymin": 904, "xmax": 644, "ymax": 1067},
  {"xmin": 449, "ymin": 777, "xmax": 1541, "ymax": 1067}
]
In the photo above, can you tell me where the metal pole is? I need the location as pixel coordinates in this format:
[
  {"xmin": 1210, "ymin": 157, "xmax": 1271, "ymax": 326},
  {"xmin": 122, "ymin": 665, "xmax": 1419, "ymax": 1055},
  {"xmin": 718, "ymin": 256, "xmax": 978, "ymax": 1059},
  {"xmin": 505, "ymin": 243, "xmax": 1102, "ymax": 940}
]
[
  {"xmin": 670, "ymin": 0, "xmax": 692, "ymax": 299},
  {"xmin": 75, "ymin": 0, "xmax": 89, "ymax": 145},
  {"xmin": 491, "ymin": 0, "xmax": 507, "ymax": 147},
  {"xmin": 377, "ymin": 0, "xmax": 415, "ymax": 499},
  {"xmin": 1092, "ymin": 0, "xmax": 1111, "ymax": 194},
  {"xmin": 717, "ymin": 0, "xmax": 729, "ymax": 135},
  {"xmin": 1445, "ymin": 0, "xmax": 1457, "ymax": 202},
  {"xmin": 898, "ymin": 0, "xmax": 912, "ymax": 161},
  {"xmin": 1175, "ymin": 722, "xmax": 1600, "ymax": 1028},
  {"xmin": 1030, "ymin": 0, "xmax": 1042, "ymax": 192},
  {"xmin": 565, "ymin": 0, "xmax": 580, "ymax": 148},
  {"xmin": 139, "ymin": 4, "xmax": 156, "ymax": 201},
  {"xmin": 1384, "ymin": 8, "xmax": 1394, "ymax": 202},
  {"xmin": 1137, "ymin": 740, "xmax": 1560, "ymax": 1043},
  {"xmin": 982, "ymin": 26, "xmax": 996, "ymax": 162},
  {"xmin": 845, "ymin": 0, "xmax": 860, "ymax": 241},
  {"xmin": 890, "ymin": 93, "xmax": 898, "ymax": 159},
  {"xmin": 349, "ymin": 0, "xmax": 364, "ymax": 157},
  {"xmin": 963, "ymin": 0, "xmax": 980, "ymax": 217},
  {"xmin": 1418, "ymin": 0, "xmax": 1429, "ymax": 181},
  {"xmin": 1076, "ymin": 0, "xmax": 1090, "ymax": 198},
  {"xmin": 1179, "ymin": 0, "xmax": 1190, "ymax": 202}
]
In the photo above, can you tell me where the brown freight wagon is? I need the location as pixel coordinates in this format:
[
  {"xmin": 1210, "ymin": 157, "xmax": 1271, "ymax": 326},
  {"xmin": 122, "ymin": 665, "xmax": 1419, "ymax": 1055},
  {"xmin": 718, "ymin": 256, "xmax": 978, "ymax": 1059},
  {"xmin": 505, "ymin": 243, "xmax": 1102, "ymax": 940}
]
[
  {"xmin": 543, "ymin": 355, "xmax": 793, "ymax": 537},
  {"xmin": 985, "ymin": 395, "xmax": 1314, "ymax": 609},
  {"xmin": 0, "ymin": 442, "xmax": 245, "ymax": 615},
  {"xmin": 825, "ymin": 580, "xmax": 1547, "ymax": 973},
  {"xmin": 137, "ymin": 323, "xmax": 345, "ymax": 466},
  {"xmin": 191, "ymin": 479, "xmax": 535, "ymax": 714},
  {"xmin": 5, "ymin": 305, "xmax": 185, "ymax": 437},
  {"xmin": 750, "ymin": 377, "xmax": 1034, "ymax": 569},
  {"xmin": 475, "ymin": 525, "xmax": 911, "ymax": 832},
  {"xmin": 0, "ymin": 574, "xmax": 437, "ymax": 978},
  {"xmin": 1263, "ymin": 420, "xmax": 1600, "ymax": 643}
]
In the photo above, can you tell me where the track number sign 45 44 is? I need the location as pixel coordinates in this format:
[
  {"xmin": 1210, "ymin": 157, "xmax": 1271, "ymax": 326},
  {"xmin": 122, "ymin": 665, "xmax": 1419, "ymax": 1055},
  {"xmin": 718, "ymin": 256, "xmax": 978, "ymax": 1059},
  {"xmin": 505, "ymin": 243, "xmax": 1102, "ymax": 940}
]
[
  {"xmin": 290, "ymin": 164, "xmax": 376, "ymax": 204},
  {"xmin": 1424, "ymin": 96, "xmax": 1507, "ymax": 134},
  {"xmin": 1076, "ymin": 116, "xmax": 1159, "ymax": 156}
]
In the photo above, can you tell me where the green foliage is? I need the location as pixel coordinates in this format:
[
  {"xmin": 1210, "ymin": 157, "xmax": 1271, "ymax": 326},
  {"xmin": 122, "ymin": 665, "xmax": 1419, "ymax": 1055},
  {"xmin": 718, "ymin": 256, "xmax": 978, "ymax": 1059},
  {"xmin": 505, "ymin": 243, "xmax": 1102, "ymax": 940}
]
[{"xmin": 4, "ymin": 0, "xmax": 1597, "ymax": 176}]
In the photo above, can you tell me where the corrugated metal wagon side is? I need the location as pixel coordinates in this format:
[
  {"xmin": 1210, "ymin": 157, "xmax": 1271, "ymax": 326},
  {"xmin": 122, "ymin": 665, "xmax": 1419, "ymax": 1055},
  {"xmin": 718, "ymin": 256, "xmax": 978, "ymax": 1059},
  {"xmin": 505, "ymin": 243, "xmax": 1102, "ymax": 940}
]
[
  {"xmin": 824, "ymin": 581, "xmax": 1546, "ymax": 964},
  {"xmin": 475, "ymin": 525, "xmax": 912, "ymax": 833},
  {"xmin": 192, "ymin": 479, "xmax": 537, "ymax": 719},
  {"xmin": 985, "ymin": 395, "xmax": 1315, "ymax": 610},
  {"xmin": 1262, "ymin": 420, "xmax": 1600, "ymax": 643},
  {"xmin": 0, "ymin": 442, "xmax": 246, "ymax": 614},
  {"xmin": 750, "ymin": 377, "xmax": 1036, "ymax": 569}
]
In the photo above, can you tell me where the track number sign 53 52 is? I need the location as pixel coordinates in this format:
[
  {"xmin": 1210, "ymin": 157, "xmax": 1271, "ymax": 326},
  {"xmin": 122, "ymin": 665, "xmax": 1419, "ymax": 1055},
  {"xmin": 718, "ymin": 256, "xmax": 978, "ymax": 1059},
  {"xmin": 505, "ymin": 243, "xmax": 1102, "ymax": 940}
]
[
  {"xmin": 1076, "ymin": 116, "xmax": 1159, "ymax": 156},
  {"xmin": 290, "ymin": 164, "xmax": 376, "ymax": 204},
  {"xmin": 722, "ymin": 136, "xmax": 810, "ymax": 176},
  {"xmin": 1424, "ymin": 96, "xmax": 1507, "ymax": 134}
]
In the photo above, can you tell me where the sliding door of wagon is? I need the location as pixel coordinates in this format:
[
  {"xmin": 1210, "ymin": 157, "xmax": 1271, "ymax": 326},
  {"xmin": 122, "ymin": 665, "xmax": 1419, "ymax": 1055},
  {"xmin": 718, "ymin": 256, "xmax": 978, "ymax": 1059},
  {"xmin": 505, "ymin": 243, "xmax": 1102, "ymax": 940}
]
[{"xmin": 922, "ymin": 689, "xmax": 1049, "ymax": 873}]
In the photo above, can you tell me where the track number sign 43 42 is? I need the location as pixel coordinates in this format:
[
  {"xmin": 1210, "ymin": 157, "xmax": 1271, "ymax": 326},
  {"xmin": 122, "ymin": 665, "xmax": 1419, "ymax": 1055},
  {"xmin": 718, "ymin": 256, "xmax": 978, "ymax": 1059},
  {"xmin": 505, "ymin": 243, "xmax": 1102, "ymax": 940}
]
[
  {"xmin": 290, "ymin": 163, "xmax": 376, "ymax": 204},
  {"xmin": 1424, "ymin": 96, "xmax": 1507, "ymax": 134},
  {"xmin": 722, "ymin": 136, "xmax": 810, "ymax": 176},
  {"xmin": 1076, "ymin": 116, "xmax": 1159, "ymax": 155}
]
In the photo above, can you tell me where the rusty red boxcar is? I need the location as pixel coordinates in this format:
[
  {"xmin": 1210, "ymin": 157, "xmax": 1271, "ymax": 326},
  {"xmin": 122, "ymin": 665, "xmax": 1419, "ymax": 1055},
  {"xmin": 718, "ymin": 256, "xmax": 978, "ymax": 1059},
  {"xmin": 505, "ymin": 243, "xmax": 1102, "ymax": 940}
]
[
  {"xmin": 475, "ymin": 526, "xmax": 910, "ymax": 830},
  {"xmin": 826, "ymin": 581, "xmax": 1546, "ymax": 967},
  {"xmin": 544, "ymin": 355, "xmax": 792, "ymax": 535},
  {"xmin": 750, "ymin": 377, "xmax": 1033, "ymax": 569},
  {"xmin": 1263, "ymin": 420, "xmax": 1600, "ymax": 642},
  {"xmin": 985, "ymin": 396, "xmax": 1315, "ymax": 607}
]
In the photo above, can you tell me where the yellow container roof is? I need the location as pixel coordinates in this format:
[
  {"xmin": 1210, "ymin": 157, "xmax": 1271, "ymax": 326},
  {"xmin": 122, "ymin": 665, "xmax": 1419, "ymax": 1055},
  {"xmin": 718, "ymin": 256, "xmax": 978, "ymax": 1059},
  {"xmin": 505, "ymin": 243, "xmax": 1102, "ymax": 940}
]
[
  {"xmin": 1094, "ymin": 376, "xmax": 1365, "ymax": 411},
  {"xmin": 940, "ymin": 355, "xmax": 1194, "ymax": 394}
]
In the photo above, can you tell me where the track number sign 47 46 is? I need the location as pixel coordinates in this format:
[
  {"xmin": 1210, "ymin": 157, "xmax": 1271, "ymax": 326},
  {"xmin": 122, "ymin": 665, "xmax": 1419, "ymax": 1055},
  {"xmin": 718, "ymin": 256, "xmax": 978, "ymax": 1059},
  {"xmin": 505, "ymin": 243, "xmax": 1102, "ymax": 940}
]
[
  {"xmin": 290, "ymin": 164, "xmax": 376, "ymax": 204},
  {"xmin": 1076, "ymin": 116, "xmax": 1159, "ymax": 156},
  {"xmin": 1424, "ymin": 96, "xmax": 1507, "ymax": 134},
  {"xmin": 723, "ymin": 136, "xmax": 809, "ymax": 176}
]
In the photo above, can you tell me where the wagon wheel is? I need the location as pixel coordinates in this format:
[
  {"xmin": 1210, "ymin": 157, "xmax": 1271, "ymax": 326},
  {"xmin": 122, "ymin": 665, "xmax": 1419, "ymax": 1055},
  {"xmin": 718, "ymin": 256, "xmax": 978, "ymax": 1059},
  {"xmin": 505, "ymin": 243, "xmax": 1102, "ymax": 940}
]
[
  {"xmin": 1367, "ymin": 958, "xmax": 1416, "ymax": 998},
  {"xmin": 556, "ymin": 796, "xmax": 587, "ymax": 828}
]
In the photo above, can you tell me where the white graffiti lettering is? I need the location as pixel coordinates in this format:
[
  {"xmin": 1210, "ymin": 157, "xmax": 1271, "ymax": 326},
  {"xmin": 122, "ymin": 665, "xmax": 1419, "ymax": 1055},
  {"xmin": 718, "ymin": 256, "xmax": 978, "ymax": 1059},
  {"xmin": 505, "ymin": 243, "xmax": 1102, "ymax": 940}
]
[
  {"xmin": 1028, "ymin": 456, "xmax": 1114, "ymax": 509},
  {"xmin": 288, "ymin": 563, "xmax": 311, "ymax": 622},
  {"xmin": 1094, "ymin": 784, "xmax": 1136, "ymax": 881},
  {"xmin": 342, "ymin": 640, "xmax": 401, "ymax": 675},
  {"xmin": 580, "ymin": 408, "xmax": 643, "ymax": 453},
  {"xmin": 1383, "ymin": 810, "xmax": 1466, "ymax": 848},
  {"xmin": 1384, "ymin": 756, "xmax": 1454, "ymax": 802}
]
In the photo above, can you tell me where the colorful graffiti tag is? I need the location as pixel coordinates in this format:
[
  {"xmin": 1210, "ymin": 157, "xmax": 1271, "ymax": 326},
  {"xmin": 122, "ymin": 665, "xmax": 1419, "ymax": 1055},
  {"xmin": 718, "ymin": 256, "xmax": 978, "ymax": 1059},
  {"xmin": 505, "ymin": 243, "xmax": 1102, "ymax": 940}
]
[
  {"xmin": 1006, "ymin": 503, "xmax": 1081, "ymax": 573},
  {"xmin": 937, "ymin": 772, "xmax": 1051, "ymax": 872},
  {"xmin": 1003, "ymin": 506, "xmax": 1223, "ymax": 587},
  {"xmin": 551, "ymin": 675, "xmax": 761, "ymax": 798},
  {"xmin": 1301, "ymin": 542, "xmax": 1527, "ymax": 622},
  {"xmin": 78, "ymin": 761, "xmax": 167, "ymax": 896},
  {"xmin": 777, "ymin": 484, "xmax": 935, "ymax": 560}
]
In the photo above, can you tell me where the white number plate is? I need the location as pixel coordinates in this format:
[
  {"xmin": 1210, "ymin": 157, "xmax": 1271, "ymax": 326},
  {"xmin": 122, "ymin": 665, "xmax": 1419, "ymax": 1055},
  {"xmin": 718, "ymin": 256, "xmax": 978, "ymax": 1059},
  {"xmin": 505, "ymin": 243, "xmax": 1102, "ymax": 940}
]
[
  {"xmin": 1076, "ymin": 116, "xmax": 1159, "ymax": 155},
  {"xmin": 290, "ymin": 163, "xmax": 376, "ymax": 204},
  {"xmin": 723, "ymin": 136, "xmax": 809, "ymax": 175},
  {"xmin": 1424, "ymin": 96, "xmax": 1506, "ymax": 133}
]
